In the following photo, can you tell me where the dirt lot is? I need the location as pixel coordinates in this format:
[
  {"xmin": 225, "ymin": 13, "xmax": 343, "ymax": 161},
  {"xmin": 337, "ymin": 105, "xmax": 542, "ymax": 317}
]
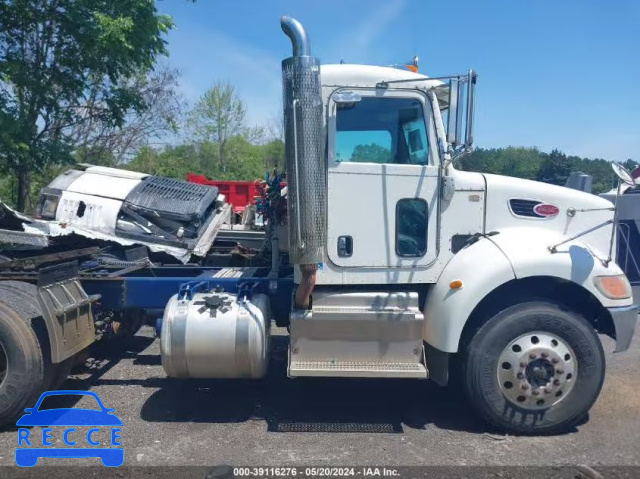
[{"xmin": 1, "ymin": 323, "xmax": 639, "ymax": 470}]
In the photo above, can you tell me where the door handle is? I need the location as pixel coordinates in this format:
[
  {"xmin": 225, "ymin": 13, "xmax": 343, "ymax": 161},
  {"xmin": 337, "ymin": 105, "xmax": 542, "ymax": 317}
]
[{"xmin": 338, "ymin": 236, "xmax": 353, "ymax": 257}]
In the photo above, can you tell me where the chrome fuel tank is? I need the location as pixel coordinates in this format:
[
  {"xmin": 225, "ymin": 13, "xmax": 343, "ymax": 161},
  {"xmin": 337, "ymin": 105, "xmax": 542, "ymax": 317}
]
[{"xmin": 161, "ymin": 292, "xmax": 270, "ymax": 378}]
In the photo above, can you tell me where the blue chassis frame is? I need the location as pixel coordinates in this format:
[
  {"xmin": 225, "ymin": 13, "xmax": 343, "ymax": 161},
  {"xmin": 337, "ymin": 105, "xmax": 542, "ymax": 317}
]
[
  {"xmin": 0, "ymin": 264, "xmax": 295, "ymax": 317},
  {"xmin": 79, "ymin": 266, "xmax": 295, "ymax": 316}
]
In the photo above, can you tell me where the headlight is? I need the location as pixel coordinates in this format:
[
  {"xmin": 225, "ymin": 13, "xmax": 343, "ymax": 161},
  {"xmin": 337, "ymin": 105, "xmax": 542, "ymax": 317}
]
[
  {"xmin": 593, "ymin": 275, "xmax": 632, "ymax": 300},
  {"xmin": 36, "ymin": 188, "xmax": 61, "ymax": 220}
]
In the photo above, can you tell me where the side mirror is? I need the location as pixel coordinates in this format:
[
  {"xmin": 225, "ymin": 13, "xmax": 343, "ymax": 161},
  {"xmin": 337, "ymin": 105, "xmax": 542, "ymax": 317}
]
[
  {"xmin": 446, "ymin": 70, "xmax": 477, "ymax": 150},
  {"xmin": 465, "ymin": 69, "xmax": 477, "ymax": 148},
  {"xmin": 446, "ymin": 79, "xmax": 462, "ymax": 146}
]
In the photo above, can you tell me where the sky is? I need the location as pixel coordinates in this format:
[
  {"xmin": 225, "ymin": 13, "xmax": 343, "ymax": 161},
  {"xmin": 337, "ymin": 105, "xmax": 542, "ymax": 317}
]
[{"xmin": 157, "ymin": 0, "xmax": 640, "ymax": 161}]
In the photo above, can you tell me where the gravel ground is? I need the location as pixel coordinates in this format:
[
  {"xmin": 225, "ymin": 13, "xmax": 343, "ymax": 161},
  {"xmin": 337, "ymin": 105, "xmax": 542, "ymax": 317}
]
[{"xmin": 1, "ymin": 322, "xmax": 639, "ymax": 470}]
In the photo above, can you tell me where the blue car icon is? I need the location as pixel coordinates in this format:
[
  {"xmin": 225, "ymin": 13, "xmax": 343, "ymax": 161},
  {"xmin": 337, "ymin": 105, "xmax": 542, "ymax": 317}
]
[{"xmin": 15, "ymin": 390, "xmax": 123, "ymax": 467}]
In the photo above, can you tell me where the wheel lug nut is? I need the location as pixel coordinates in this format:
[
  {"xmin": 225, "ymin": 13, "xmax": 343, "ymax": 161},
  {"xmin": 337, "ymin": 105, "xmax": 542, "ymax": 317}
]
[
  {"xmin": 551, "ymin": 358, "xmax": 559, "ymax": 364},
  {"xmin": 556, "ymin": 369, "xmax": 564, "ymax": 375},
  {"xmin": 529, "ymin": 353, "xmax": 537, "ymax": 359},
  {"xmin": 553, "ymin": 379, "xmax": 561, "ymax": 386},
  {"xmin": 520, "ymin": 361, "xmax": 527, "ymax": 368},
  {"xmin": 540, "ymin": 352, "xmax": 548, "ymax": 358},
  {"xmin": 544, "ymin": 388, "xmax": 551, "ymax": 394},
  {"xmin": 517, "ymin": 373, "xmax": 524, "ymax": 379},
  {"xmin": 521, "ymin": 384, "xmax": 529, "ymax": 390},
  {"xmin": 532, "ymin": 389, "xmax": 540, "ymax": 396}
]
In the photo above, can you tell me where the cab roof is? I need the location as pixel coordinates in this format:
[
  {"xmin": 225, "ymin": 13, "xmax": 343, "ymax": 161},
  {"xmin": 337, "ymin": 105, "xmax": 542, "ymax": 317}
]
[{"xmin": 320, "ymin": 64, "xmax": 449, "ymax": 107}]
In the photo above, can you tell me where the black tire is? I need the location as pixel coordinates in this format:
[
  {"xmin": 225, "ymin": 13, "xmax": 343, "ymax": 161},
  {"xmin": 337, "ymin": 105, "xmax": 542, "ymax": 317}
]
[
  {"xmin": 0, "ymin": 281, "xmax": 78, "ymax": 426},
  {"xmin": 0, "ymin": 282, "xmax": 74, "ymax": 389},
  {"xmin": 44, "ymin": 356, "xmax": 74, "ymax": 390},
  {"xmin": 463, "ymin": 301, "xmax": 605, "ymax": 435},
  {"xmin": 0, "ymin": 282, "xmax": 47, "ymax": 426}
]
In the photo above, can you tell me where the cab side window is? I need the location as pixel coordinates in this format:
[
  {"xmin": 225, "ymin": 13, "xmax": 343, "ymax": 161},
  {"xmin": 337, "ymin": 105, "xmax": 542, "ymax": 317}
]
[
  {"xmin": 335, "ymin": 97, "xmax": 429, "ymax": 165},
  {"xmin": 396, "ymin": 198, "xmax": 428, "ymax": 257}
]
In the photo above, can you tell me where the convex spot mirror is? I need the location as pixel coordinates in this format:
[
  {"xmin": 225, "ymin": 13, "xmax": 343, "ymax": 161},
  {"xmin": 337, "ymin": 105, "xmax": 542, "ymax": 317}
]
[{"xmin": 612, "ymin": 162, "xmax": 635, "ymax": 187}]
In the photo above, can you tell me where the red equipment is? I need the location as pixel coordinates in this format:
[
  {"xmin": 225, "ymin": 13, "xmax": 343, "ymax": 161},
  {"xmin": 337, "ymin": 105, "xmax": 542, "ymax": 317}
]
[{"xmin": 186, "ymin": 174, "xmax": 259, "ymax": 214}]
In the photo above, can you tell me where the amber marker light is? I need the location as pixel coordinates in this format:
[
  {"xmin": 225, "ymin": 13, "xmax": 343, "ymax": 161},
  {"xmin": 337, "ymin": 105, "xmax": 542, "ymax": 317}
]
[{"xmin": 593, "ymin": 275, "xmax": 631, "ymax": 299}]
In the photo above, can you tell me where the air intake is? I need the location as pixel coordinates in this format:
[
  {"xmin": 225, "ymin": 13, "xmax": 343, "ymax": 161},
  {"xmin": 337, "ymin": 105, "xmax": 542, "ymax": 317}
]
[{"xmin": 509, "ymin": 199, "xmax": 544, "ymax": 218}]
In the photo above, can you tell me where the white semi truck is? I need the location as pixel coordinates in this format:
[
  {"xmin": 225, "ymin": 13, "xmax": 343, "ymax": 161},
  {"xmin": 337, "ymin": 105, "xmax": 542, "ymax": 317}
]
[{"xmin": 0, "ymin": 17, "xmax": 636, "ymax": 435}]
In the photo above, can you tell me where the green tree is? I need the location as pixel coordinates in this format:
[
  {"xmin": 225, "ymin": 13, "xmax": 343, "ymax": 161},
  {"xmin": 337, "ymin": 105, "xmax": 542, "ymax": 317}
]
[
  {"xmin": 262, "ymin": 139, "xmax": 285, "ymax": 171},
  {"xmin": 536, "ymin": 149, "xmax": 572, "ymax": 186},
  {"xmin": 456, "ymin": 146, "xmax": 633, "ymax": 194},
  {"xmin": 126, "ymin": 144, "xmax": 199, "ymax": 179},
  {"xmin": 126, "ymin": 138, "xmax": 271, "ymax": 183},
  {"xmin": 351, "ymin": 143, "xmax": 390, "ymax": 163},
  {"xmin": 623, "ymin": 159, "xmax": 639, "ymax": 174},
  {"xmin": 189, "ymin": 82, "xmax": 263, "ymax": 174},
  {"xmin": 0, "ymin": 0, "xmax": 173, "ymax": 211},
  {"xmin": 458, "ymin": 146, "xmax": 544, "ymax": 180},
  {"xmin": 264, "ymin": 111, "xmax": 285, "ymax": 171}
]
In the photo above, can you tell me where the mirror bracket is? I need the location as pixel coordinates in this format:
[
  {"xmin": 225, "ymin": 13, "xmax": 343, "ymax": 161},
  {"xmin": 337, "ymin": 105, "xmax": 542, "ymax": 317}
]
[{"xmin": 441, "ymin": 176, "xmax": 455, "ymax": 201}]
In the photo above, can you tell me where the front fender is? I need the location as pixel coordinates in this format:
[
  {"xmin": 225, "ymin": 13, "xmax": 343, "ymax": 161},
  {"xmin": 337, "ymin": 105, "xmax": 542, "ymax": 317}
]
[
  {"xmin": 489, "ymin": 227, "xmax": 632, "ymax": 309},
  {"xmin": 423, "ymin": 227, "xmax": 635, "ymax": 354},
  {"xmin": 423, "ymin": 237, "xmax": 515, "ymax": 353}
]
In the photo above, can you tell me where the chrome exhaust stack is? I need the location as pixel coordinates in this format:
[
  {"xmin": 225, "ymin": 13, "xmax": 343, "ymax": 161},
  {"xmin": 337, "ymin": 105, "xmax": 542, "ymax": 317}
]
[
  {"xmin": 281, "ymin": 16, "xmax": 311, "ymax": 57},
  {"xmin": 281, "ymin": 16, "xmax": 326, "ymax": 272}
]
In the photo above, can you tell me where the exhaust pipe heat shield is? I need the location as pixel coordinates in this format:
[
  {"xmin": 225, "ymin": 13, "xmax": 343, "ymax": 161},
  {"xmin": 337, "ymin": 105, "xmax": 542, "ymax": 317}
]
[{"xmin": 281, "ymin": 16, "xmax": 326, "ymax": 265}]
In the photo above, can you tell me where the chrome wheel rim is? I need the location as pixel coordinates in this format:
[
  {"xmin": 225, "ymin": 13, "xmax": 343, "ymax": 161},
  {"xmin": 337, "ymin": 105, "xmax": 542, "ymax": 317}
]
[{"xmin": 497, "ymin": 332, "xmax": 577, "ymax": 410}]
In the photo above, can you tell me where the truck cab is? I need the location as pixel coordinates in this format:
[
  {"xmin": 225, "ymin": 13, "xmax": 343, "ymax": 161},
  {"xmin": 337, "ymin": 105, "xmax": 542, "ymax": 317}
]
[{"xmin": 281, "ymin": 17, "xmax": 636, "ymax": 433}]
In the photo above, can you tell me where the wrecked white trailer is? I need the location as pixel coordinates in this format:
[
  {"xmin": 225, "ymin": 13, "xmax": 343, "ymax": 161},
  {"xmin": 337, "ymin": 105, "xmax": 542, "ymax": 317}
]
[{"xmin": 31, "ymin": 165, "xmax": 232, "ymax": 263}]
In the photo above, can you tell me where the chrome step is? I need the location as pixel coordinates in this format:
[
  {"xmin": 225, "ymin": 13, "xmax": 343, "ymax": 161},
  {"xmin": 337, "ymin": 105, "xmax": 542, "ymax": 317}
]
[
  {"xmin": 289, "ymin": 360, "xmax": 427, "ymax": 378},
  {"xmin": 288, "ymin": 291, "xmax": 427, "ymax": 378}
]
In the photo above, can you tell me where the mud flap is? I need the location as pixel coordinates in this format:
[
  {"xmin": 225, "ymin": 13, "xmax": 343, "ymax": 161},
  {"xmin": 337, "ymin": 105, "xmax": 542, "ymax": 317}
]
[{"xmin": 36, "ymin": 262, "xmax": 100, "ymax": 363}]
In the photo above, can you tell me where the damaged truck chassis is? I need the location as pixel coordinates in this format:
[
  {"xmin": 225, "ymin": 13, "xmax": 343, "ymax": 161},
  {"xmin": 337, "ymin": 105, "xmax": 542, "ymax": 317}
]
[{"xmin": 0, "ymin": 17, "xmax": 637, "ymax": 435}]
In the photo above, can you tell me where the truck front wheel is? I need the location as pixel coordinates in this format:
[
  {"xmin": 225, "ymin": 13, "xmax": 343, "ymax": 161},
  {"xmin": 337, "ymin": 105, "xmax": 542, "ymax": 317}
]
[{"xmin": 463, "ymin": 301, "xmax": 605, "ymax": 434}]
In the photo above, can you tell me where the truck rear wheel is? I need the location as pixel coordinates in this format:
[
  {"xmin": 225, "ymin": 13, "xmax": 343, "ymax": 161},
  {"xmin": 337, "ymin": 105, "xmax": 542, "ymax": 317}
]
[
  {"xmin": 0, "ymin": 286, "xmax": 46, "ymax": 427},
  {"xmin": 463, "ymin": 301, "xmax": 605, "ymax": 434}
]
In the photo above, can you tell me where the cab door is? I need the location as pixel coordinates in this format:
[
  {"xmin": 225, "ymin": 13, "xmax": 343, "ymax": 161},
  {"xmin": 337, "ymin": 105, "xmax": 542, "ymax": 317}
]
[{"xmin": 326, "ymin": 88, "xmax": 440, "ymax": 269}]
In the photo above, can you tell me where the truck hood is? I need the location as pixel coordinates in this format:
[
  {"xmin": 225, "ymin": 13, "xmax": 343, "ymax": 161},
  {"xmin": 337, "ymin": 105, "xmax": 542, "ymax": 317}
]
[{"xmin": 483, "ymin": 173, "xmax": 614, "ymax": 258}]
